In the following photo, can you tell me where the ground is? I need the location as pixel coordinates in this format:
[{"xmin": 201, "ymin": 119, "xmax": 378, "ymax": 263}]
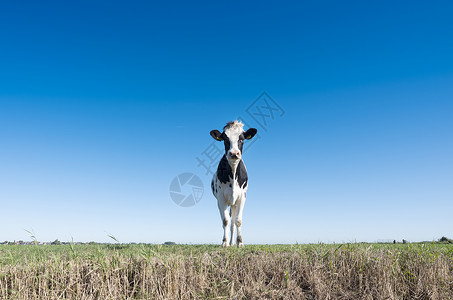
[{"xmin": 0, "ymin": 243, "xmax": 452, "ymax": 299}]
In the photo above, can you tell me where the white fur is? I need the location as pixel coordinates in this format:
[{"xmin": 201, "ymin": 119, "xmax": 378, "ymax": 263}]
[{"xmin": 225, "ymin": 121, "xmax": 243, "ymax": 161}]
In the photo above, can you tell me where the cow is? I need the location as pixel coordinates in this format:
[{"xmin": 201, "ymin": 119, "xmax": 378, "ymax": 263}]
[{"xmin": 210, "ymin": 121, "xmax": 258, "ymax": 247}]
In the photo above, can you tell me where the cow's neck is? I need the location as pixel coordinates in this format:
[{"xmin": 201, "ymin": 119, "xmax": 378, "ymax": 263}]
[{"xmin": 228, "ymin": 159, "xmax": 241, "ymax": 182}]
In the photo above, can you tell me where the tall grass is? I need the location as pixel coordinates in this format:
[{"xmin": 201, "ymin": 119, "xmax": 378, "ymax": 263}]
[{"xmin": 0, "ymin": 243, "xmax": 452, "ymax": 299}]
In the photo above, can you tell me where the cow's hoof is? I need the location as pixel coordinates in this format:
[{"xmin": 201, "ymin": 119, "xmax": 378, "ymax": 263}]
[
  {"xmin": 237, "ymin": 242, "xmax": 244, "ymax": 247},
  {"xmin": 222, "ymin": 242, "xmax": 229, "ymax": 247}
]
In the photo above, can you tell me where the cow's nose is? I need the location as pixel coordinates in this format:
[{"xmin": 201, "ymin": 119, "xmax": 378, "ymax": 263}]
[{"xmin": 230, "ymin": 151, "xmax": 240, "ymax": 158}]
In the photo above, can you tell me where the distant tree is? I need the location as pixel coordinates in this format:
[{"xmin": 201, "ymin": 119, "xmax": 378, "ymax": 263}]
[
  {"xmin": 163, "ymin": 241, "xmax": 176, "ymax": 245},
  {"xmin": 439, "ymin": 236, "xmax": 453, "ymax": 243},
  {"xmin": 51, "ymin": 239, "xmax": 61, "ymax": 245},
  {"xmin": 402, "ymin": 239, "xmax": 407, "ymax": 244}
]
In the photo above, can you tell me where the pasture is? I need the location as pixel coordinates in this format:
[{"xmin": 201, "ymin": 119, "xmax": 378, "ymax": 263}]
[{"xmin": 1, "ymin": 243, "xmax": 452, "ymax": 299}]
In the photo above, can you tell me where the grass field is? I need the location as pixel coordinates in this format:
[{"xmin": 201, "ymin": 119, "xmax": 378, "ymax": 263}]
[{"xmin": 1, "ymin": 243, "xmax": 452, "ymax": 299}]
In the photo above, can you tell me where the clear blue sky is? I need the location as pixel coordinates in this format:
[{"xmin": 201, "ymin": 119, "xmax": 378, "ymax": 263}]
[{"xmin": 0, "ymin": 1, "xmax": 452, "ymax": 243}]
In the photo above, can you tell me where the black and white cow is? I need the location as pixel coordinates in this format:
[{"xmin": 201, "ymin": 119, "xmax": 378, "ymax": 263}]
[{"xmin": 210, "ymin": 121, "xmax": 257, "ymax": 247}]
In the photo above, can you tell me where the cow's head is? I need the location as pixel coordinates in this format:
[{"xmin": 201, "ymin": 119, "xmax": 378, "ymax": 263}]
[{"xmin": 210, "ymin": 121, "xmax": 257, "ymax": 164}]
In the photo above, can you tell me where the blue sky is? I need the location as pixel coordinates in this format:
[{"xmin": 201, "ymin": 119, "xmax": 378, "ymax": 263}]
[{"xmin": 0, "ymin": 1, "xmax": 452, "ymax": 243}]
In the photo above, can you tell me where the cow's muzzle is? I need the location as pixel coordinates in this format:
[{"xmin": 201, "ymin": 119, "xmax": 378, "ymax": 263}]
[{"xmin": 229, "ymin": 151, "xmax": 241, "ymax": 160}]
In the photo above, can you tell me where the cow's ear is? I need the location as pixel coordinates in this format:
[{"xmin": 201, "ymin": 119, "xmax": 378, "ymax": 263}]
[
  {"xmin": 244, "ymin": 128, "xmax": 257, "ymax": 140},
  {"xmin": 210, "ymin": 130, "xmax": 223, "ymax": 141}
]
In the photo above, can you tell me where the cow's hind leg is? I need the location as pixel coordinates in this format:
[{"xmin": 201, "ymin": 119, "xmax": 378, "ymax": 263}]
[{"xmin": 217, "ymin": 197, "xmax": 230, "ymax": 247}]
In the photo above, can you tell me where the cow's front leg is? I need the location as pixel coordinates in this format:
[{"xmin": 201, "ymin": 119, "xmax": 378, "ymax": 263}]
[
  {"xmin": 234, "ymin": 197, "xmax": 246, "ymax": 247},
  {"xmin": 217, "ymin": 198, "xmax": 230, "ymax": 247},
  {"xmin": 229, "ymin": 205, "xmax": 238, "ymax": 246}
]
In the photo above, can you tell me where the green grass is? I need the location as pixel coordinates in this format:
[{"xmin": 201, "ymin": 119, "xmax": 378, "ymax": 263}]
[
  {"xmin": 1, "ymin": 243, "xmax": 452, "ymax": 299},
  {"xmin": 1, "ymin": 242, "xmax": 453, "ymax": 263}
]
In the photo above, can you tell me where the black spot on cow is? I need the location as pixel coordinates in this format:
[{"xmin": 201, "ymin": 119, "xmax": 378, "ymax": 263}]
[
  {"xmin": 229, "ymin": 183, "xmax": 232, "ymax": 188},
  {"xmin": 237, "ymin": 161, "xmax": 248, "ymax": 188},
  {"xmin": 216, "ymin": 155, "xmax": 248, "ymax": 188},
  {"xmin": 223, "ymin": 138, "xmax": 231, "ymax": 154}
]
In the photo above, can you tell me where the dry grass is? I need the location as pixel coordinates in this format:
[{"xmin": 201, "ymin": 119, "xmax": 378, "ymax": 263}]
[{"xmin": 0, "ymin": 243, "xmax": 452, "ymax": 299}]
